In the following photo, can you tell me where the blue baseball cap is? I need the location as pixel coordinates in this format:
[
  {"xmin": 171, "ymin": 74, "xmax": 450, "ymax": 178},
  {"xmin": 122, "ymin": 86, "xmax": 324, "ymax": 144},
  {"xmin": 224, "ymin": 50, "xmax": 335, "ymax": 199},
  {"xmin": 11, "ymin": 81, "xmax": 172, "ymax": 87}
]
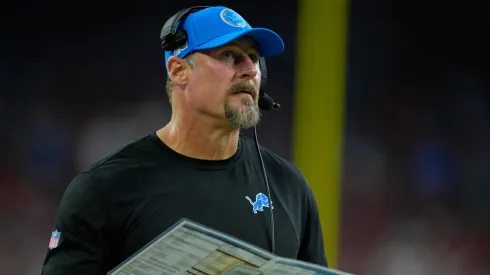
[{"xmin": 164, "ymin": 6, "xmax": 285, "ymax": 68}]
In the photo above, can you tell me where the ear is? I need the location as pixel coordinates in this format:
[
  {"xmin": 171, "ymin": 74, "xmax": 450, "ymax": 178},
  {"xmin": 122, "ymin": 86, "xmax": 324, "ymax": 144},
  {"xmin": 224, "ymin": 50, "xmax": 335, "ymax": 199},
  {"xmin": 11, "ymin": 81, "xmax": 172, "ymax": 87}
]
[{"xmin": 167, "ymin": 56, "xmax": 190, "ymax": 85}]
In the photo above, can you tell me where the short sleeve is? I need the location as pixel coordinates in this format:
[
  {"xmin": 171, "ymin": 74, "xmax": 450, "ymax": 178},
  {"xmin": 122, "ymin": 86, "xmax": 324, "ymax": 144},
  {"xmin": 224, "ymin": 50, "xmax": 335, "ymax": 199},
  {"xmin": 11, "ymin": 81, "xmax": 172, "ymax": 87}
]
[{"xmin": 42, "ymin": 172, "xmax": 115, "ymax": 275}]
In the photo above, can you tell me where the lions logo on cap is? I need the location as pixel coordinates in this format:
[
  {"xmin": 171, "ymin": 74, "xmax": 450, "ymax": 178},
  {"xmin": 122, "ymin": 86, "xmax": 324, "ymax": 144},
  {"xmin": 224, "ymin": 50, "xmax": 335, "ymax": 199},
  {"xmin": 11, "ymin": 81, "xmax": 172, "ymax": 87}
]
[{"xmin": 220, "ymin": 8, "xmax": 247, "ymax": 28}]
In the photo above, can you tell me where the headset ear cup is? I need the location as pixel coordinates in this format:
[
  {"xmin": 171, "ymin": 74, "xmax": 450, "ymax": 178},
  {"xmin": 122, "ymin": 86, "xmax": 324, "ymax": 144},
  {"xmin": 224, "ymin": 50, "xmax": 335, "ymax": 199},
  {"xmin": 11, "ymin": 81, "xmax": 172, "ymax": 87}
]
[
  {"xmin": 161, "ymin": 29, "xmax": 187, "ymax": 52},
  {"xmin": 259, "ymin": 57, "xmax": 267, "ymax": 91},
  {"xmin": 161, "ymin": 7, "xmax": 208, "ymax": 51},
  {"xmin": 260, "ymin": 75, "xmax": 267, "ymax": 90},
  {"xmin": 174, "ymin": 29, "xmax": 188, "ymax": 49},
  {"xmin": 161, "ymin": 34, "xmax": 175, "ymax": 51}
]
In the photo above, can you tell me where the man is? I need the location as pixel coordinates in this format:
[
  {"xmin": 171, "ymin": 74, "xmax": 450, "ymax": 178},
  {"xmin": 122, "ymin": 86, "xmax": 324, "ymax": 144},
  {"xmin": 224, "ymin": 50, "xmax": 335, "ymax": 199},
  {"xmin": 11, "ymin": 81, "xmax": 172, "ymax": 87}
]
[{"xmin": 42, "ymin": 6, "xmax": 327, "ymax": 275}]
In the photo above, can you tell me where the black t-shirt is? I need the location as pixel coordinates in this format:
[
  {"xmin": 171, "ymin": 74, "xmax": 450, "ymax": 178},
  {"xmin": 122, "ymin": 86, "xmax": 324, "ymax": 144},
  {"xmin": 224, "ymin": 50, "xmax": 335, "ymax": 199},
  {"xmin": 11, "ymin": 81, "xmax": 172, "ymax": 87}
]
[{"xmin": 41, "ymin": 133, "xmax": 327, "ymax": 274}]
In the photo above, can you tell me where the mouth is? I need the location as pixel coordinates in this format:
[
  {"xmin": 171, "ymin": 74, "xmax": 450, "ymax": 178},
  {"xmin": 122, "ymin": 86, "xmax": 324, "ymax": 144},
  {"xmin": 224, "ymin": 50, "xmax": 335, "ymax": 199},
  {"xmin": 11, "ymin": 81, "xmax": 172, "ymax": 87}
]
[{"xmin": 234, "ymin": 90, "xmax": 254, "ymax": 98}]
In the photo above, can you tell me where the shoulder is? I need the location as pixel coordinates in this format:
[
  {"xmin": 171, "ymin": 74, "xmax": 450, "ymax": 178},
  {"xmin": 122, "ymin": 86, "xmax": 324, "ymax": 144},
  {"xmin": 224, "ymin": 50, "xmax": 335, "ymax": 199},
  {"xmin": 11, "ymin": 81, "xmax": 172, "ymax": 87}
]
[
  {"xmin": 68, "ymin": 133, "xmax": 161, "ymax": 195},
  {"xmin": 84, "ymin": 133, "xmax": 159, "ymax": 172}
]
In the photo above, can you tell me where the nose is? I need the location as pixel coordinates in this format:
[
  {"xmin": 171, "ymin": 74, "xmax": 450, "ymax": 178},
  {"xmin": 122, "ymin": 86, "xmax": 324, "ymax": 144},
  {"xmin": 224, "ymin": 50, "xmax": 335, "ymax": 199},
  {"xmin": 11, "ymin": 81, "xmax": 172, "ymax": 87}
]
[{"xmin": 237, "ymin": 56, "xmax": 259, "ymax": 80}]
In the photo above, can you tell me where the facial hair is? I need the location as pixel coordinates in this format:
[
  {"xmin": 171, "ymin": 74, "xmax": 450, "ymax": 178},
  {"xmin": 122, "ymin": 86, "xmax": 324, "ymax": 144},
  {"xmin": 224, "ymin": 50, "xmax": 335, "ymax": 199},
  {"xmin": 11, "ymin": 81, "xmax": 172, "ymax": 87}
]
[{"xmin": 224, "ymin": 82, "xmax": 261, "ymax": 129}]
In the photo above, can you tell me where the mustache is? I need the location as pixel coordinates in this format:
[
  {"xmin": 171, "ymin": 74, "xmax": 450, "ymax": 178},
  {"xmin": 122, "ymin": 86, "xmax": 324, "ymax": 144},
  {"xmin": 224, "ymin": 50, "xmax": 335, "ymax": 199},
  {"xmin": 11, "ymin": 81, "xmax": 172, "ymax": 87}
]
[{"xmin": 228, "ymin": 82, "xmax": 258, "ymax": 98}]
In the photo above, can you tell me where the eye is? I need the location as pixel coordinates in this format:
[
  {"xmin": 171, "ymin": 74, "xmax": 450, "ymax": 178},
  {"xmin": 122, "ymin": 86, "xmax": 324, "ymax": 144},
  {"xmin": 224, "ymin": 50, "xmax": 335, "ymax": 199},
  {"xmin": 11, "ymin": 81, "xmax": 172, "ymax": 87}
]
[
  {"xmin": 220, "ymin": 50, "xmax": 259, "ymax": 65},
  {"xmin": 248, "ymin": 53, "xmax": 259, "ymax": 63},
  {"xmin": 221, "ymin": 51, "xmax": 238, "ymax": 63}
]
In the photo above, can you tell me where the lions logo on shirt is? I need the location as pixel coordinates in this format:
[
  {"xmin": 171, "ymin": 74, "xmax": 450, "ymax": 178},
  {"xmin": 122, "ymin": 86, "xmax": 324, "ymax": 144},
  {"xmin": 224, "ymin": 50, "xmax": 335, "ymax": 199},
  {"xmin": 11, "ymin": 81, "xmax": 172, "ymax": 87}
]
[{"xmin": 245, "ymin": 193, "xmax": 273, "ymax": 214}]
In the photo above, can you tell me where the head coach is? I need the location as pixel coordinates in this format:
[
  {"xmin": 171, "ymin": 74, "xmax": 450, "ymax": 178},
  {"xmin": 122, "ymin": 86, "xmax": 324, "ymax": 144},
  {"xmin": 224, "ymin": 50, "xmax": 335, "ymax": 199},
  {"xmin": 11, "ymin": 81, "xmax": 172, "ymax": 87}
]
[{"xmin": 41, "ymin": 5, "xmax": 328, "ymax": 274}]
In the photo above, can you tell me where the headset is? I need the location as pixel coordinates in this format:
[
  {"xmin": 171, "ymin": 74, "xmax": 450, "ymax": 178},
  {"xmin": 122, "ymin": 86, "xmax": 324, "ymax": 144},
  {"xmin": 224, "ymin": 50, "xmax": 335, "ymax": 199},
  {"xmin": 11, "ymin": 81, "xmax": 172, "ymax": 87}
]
[{"xmin": 160, "ymin": 6, "xmax": 278, "ymax": 254}]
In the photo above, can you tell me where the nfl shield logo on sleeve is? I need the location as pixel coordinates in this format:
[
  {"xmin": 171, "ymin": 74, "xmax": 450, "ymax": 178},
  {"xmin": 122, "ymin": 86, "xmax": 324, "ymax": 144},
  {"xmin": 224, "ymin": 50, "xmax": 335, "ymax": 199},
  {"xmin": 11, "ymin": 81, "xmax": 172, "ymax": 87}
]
[{"xmin": 48, "ymin": 230, "xmax": 61, "ymax": 249}]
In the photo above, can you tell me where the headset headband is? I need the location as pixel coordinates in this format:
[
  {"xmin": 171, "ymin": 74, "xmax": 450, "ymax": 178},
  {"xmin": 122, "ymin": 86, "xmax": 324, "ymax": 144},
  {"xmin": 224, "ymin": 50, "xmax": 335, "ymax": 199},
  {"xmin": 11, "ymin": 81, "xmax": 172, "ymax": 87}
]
[{"xmin": 160, "ymin": 6, "xmax": 209, "ymax": 42}]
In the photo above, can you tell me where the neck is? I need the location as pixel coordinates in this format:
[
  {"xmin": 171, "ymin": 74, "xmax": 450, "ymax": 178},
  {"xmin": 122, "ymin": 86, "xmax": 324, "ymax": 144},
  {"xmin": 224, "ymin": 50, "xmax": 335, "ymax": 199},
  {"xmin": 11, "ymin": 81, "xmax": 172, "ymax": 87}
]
[{"xmin": 156, "ymin": 115, "xmax": 241, "ymax": 160}]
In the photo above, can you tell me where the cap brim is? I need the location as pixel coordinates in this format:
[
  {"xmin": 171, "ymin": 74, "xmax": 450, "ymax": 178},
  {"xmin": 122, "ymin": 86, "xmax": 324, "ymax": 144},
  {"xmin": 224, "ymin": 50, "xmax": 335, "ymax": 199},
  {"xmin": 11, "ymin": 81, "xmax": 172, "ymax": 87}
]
[{"xmin": 193, "ymin": 28, "xmax": 284, "ymax": 57}]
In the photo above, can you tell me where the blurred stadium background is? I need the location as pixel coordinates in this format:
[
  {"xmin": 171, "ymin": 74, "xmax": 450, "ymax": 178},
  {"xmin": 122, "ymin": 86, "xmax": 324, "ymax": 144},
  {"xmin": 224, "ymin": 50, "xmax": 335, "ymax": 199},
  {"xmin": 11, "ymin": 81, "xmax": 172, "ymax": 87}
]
[{"xmin": 2, "ymin": 0, "xmax": 489, "ymax": 274}]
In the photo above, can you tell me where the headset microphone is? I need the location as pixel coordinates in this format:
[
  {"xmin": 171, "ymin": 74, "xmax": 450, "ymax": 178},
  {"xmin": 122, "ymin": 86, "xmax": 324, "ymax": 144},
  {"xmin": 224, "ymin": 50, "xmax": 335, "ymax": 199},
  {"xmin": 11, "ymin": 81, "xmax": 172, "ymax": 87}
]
[{"xmin": 259, "ymin": 93, "xmax": 281, "ymax": 111}]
